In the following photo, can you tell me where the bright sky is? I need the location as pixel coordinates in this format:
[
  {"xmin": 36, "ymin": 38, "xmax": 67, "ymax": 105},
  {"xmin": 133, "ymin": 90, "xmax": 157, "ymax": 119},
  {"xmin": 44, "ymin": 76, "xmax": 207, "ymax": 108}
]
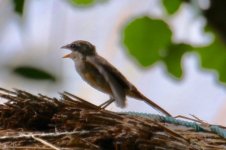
[{"xmin": 0, "ymin": 0, "xmax": 226, "ymax": 125}]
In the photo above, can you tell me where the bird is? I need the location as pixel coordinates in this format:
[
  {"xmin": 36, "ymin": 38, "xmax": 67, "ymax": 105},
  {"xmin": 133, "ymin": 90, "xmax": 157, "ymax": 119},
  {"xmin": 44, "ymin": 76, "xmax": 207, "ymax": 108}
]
[{"xmin": 61, "ymin": 40, "xmax": 171, "ymax": 116}]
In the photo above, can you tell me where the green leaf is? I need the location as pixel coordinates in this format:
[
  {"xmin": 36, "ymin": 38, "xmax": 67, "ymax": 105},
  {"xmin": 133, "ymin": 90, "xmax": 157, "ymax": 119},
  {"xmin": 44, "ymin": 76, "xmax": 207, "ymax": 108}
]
[
  {"xmin": 70, "ymin": 0, "xmax": 94, "ymax": 5},
  {"xmin": 122, "ymin": 16, "xmax": 172, "ymax": 67},
  {"xmin": 163, "ymin": 43, "xmax": 192, "ymax": 78},
  {"xmin": 13, "ymin": 0, "xmax": 25, "ymax": 15},
  {"xmin": 13, "ymin": 66, "xmax": 56, "ymax": 81},
  {"xmin": 162, "ymin": 0, "xmax": 182, "ymax": 14},
  {"xmin": 195, "ymin": 36, "xmax": 226, "ymax": 83},
  {"xmin": 69, "ymin": 0, "xmax": 107, "ymax": 7}
]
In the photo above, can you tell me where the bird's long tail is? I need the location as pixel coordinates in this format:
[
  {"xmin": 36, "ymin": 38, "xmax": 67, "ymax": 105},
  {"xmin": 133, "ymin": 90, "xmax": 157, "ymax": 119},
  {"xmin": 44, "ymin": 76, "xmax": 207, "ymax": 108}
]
[{"xmin": 132, "ymin": 90, "xmax": 172, "ymax": 117}]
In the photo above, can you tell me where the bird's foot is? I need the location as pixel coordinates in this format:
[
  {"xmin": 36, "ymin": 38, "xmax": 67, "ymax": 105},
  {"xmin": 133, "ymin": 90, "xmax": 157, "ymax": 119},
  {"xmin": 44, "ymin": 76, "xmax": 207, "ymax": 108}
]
[{"xmin": 98, "ymin": 98, "xmax": 115, "ymax": 109}]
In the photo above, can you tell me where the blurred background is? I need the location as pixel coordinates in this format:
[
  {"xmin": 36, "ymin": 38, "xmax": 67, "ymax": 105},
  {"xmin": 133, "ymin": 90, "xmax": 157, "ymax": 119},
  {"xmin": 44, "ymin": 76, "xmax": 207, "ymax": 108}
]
[{"xmin": 1, "ymin": 0, "xmax": 226, "ymax": 125}]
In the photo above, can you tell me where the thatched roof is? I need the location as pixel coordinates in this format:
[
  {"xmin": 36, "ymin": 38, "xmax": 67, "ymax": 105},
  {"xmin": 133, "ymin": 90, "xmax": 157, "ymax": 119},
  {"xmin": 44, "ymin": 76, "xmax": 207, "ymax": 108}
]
[{"xmin": 0, "ymin": 88, "xmax": 225, "ymax": 150}]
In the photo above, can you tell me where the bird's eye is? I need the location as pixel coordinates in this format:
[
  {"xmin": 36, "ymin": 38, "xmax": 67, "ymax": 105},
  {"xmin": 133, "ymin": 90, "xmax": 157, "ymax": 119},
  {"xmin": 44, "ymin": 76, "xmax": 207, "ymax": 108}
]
[{"xmin": 70, "ymin": 44, "xmax": 77, "ymax": 48}]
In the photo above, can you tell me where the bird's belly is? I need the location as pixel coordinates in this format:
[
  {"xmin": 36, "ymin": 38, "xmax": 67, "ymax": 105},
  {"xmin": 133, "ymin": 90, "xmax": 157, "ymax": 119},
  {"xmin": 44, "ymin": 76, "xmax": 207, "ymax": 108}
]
[{"xmin": 77, "ymin": 65, "xmax": 112, "ymax": 94}]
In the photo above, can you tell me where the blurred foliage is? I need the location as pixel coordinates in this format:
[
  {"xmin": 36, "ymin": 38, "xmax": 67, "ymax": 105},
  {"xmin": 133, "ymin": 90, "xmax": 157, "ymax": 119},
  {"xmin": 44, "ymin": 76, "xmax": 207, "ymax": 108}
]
[
  {"xmin": 13, "ymin": 66, "xmax": 56, "ymax": 81},
  {"xmin": 8, "ymin": 0, "xmax": 226, "ymax": 84},
  {"xmin": 122, "ymin": 1, "xmax": 226, "ymax": 83},
  {"xmin": 163, "ymin": 43, "xmax": 192, "ymax": 78},
  {"xmin": 194, "ymin": 34, "xmax": 226, "ymax": 82},
  {"xmin": 123, "ymin": 17, "xmax": 172, "ymax": 67},
  {"xmin": 69, "ymin": 0, "xmax": 108, "ymax": 7},
  {"xmin": 13, "ymin": 0, "xmax": 24, "ymax": 15},
  {"xmin": 162, "ymin": 0, "xmax": 182, "ymax": 14},
  {"xmin": 123, "ymin": 16, "xmax": 192, "ymax": 79}
]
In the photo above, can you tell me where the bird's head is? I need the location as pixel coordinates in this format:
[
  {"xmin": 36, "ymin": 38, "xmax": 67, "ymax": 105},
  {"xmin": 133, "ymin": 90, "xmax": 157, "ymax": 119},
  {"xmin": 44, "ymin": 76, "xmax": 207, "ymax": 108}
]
[{"xmin": 61, "ymin": 40, "xmax": 96, "ymax": 59}]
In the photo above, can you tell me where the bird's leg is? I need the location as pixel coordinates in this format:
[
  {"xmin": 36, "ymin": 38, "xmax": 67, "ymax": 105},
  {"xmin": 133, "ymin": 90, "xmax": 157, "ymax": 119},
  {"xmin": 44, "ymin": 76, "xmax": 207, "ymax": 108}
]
[{"xmin": 99, "ymin": 97, "xmax": 115, "ymax": 109}]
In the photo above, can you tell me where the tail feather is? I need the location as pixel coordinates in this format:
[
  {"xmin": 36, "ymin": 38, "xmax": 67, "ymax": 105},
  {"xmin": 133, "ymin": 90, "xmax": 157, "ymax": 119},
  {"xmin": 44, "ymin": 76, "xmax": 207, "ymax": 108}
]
[
  {"xmin": 142, "ymin": 96, "xmax": 172, "ymax": 117},
  {"xmin": 131, "ymin": 90, "xmax": 172, "ymax": 116}
]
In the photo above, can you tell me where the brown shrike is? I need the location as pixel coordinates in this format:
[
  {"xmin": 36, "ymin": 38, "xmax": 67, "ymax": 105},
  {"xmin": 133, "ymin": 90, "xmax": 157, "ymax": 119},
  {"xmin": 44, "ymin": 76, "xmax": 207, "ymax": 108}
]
[{"xmin": 61, "ymin": 40, "xmax": 171, "ymax": 116}]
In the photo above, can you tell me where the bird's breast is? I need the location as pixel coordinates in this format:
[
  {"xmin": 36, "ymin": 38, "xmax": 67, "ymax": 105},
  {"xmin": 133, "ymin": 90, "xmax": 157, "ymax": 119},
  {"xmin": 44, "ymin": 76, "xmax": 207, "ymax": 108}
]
[{"xmin": 75, "ymin": 62, "xmax": 112, "ymax": 94}]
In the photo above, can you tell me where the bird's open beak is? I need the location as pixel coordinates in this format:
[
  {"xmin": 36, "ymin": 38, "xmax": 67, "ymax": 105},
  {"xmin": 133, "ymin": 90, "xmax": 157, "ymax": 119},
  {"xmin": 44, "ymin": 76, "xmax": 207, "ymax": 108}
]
[
  {"xmin": 61, "ymin": 44, "xmax": 72, "ymax": 58},
  {"xmin": 61, "ymin": 44, "xmax": 70, "ymax": 49},
  {"xmin": 62, "ymin": 53, "xmax": 72, "ymax": 58}
]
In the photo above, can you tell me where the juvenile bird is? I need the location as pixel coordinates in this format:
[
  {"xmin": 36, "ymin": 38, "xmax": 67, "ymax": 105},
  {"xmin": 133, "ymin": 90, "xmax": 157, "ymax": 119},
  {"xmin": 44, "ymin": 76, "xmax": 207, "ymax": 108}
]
[{"xmin": 61, "ymin": 40, "xmax": 171, "ymax": 116}]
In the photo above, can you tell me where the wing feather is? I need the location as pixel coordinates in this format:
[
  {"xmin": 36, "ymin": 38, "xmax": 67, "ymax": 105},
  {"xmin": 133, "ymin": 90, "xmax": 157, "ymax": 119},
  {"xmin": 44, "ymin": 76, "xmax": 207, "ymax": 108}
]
[{"xmin": 86, "ymin": 56, "xmax": 127, "ymax": 107}]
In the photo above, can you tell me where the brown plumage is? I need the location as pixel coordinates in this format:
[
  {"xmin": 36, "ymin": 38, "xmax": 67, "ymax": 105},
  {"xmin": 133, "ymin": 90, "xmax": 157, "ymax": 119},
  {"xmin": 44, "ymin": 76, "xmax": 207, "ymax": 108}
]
[{"xmin": 61, "ymin": 40, "xmax": 171, "ymax": 116}]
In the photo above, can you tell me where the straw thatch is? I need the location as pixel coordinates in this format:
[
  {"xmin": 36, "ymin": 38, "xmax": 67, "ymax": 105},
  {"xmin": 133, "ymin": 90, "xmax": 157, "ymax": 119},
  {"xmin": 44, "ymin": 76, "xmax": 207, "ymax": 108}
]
[{"xmin": 0, "ymin": 88, "xmax": 225, "ymax": 150}]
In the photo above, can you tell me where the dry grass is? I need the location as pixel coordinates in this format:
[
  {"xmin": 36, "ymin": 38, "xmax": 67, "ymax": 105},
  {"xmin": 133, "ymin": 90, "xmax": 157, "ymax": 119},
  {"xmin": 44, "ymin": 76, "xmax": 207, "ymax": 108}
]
[{"xmin": 0, "ymin": 88, "xmax": 225, "ymax": 150}]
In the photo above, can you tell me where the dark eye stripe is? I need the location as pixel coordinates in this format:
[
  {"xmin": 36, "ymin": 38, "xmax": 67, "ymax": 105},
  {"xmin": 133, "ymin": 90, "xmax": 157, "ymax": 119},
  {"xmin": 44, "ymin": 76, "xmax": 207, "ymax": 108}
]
[{"xmin": 71, "ymin": 44, "xmax": 77, "ymax": 48}]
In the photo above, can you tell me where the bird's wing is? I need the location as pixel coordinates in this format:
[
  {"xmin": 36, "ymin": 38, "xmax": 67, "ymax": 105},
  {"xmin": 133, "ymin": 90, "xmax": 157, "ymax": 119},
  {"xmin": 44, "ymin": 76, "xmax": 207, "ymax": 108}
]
[
  {"xmin": 86, "ymin": 56, "xmax": 127, "ymax": 107},
  {"xmin": 94, "ymin": 55, "xmax": 134, "ymax": 88}
]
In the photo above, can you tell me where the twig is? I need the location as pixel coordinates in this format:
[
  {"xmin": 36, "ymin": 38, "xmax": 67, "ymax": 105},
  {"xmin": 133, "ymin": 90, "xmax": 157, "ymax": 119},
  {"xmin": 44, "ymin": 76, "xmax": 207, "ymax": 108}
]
[
  {"xmin": 174, "ymin": 115, "xmax": 209, "ymax": 127},
  {"xmin": 31, "ymin": 135, "xmax": 60, "ymax": 150},
  {"xmin": 190, "ymin": 114, "xmax": 209, "ymax": 126},
  {"xmin": 0, "ymin": 146, "xmax": 53, "ymax": 150},
  {"xmin": 0, "ymin": 131, "xmax": 90, "ymax": 141}
]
